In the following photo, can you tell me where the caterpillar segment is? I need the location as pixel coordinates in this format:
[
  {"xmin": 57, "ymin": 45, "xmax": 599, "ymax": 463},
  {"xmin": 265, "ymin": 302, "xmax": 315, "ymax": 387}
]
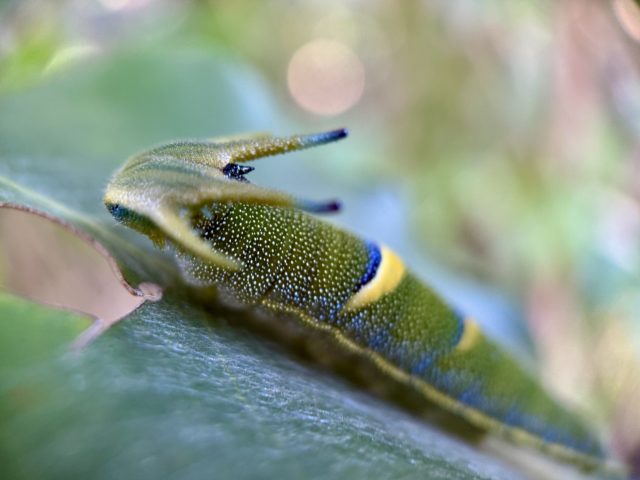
[{"xmin": 104, "ymin": 128, "xmax": 617, "ymax": 475}]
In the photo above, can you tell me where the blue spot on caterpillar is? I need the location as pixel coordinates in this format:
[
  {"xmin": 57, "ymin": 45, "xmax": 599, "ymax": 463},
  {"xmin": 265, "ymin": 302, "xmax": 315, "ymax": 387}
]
[{"xmin": 355, "ymin": 242, "xmax": 382, "ymax": 292}]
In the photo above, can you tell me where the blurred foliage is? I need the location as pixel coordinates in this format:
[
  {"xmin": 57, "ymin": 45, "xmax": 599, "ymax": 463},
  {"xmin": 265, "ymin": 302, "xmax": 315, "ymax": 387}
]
[
  {"xmin": 2, "ymin": 0, "xmax": 640, "ymax": 474},
  {"xmin": 0, "ymin": 291, "xmax": 90, "ymax": 371}
]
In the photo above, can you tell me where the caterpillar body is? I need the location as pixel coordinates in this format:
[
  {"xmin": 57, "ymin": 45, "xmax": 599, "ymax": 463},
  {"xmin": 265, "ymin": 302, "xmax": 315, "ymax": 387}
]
[{"xmin": 104, "ymin": 128, "xmax": 609, "ymax": 473}]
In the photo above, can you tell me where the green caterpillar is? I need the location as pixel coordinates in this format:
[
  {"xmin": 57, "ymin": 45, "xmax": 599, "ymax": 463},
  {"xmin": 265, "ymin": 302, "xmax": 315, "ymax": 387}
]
[{"xmin": 104, "ymin": 128, "xmax": 609, "ymax": 472}]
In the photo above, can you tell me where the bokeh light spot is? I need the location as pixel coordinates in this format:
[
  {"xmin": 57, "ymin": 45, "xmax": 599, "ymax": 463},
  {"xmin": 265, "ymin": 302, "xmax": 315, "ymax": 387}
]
[
  {"xmin": 44, "ymin": 44, "xmax": 100, "ymax": 75},
  {"xmin": 100, "ymin": 0, "xmax": 131, "ymax": 11},
  {"xmin": 287, "ymin": 39, "xmax": 365, "ymax": 116},
  {"xmin": 613, "ymin": 0, "xmax": 640, "ymax": 43},
  {"xmin": 99, "ymin": 0, "xmax": 151, "ymax": 12}
]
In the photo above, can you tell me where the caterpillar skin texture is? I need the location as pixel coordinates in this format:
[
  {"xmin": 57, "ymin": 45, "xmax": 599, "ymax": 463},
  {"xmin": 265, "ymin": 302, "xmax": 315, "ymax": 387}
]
[{"xmin": 104, "ymin": 129, "xmax": 608, "ymax": 472}]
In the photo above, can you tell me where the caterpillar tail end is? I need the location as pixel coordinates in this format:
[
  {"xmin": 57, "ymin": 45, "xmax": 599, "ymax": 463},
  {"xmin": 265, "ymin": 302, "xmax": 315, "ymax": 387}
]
[
  {"xmin": 296, "ymin": 199, "xmax": 342, "ymax": 214},
  {"xmin": 295, "ymin": 128, "xmax": 349, "ymax": 148},
  {"xmin": 229, "ymin": 128, "xmax": 349, "ymax": 163}
]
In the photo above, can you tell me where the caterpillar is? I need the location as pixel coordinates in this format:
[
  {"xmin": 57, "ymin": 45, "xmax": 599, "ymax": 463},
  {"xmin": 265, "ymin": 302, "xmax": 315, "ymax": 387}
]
[{"xmin": 104, "ymin": 128, "xmax": 610, "ymax": 473}]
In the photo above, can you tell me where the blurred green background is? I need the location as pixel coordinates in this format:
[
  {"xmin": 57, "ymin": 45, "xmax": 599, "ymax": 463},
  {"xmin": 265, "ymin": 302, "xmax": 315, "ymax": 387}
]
[{"xmin": 2, "ymin": 0, "xmax": 640, "ymax": 471}]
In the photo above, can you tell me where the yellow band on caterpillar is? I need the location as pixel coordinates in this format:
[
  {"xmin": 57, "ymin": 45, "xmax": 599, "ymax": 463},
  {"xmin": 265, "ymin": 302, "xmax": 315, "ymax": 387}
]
[
  {"xmin": 455, "ymin": 318, "xmax": 481, "ymax": 353},
  {"xmin": 344, "ymin": 245, "xmax": 405, "ymax": 311}
]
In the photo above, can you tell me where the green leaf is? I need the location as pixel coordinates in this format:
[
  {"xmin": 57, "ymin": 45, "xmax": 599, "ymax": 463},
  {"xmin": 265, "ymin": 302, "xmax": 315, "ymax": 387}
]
[
  {"xmin": 2, "ymin": 290, "xmax": 518, "ymax": 480},
  {"xmin": 0, "ymin": 291, "xmax": 91, "ymax": 371}
]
